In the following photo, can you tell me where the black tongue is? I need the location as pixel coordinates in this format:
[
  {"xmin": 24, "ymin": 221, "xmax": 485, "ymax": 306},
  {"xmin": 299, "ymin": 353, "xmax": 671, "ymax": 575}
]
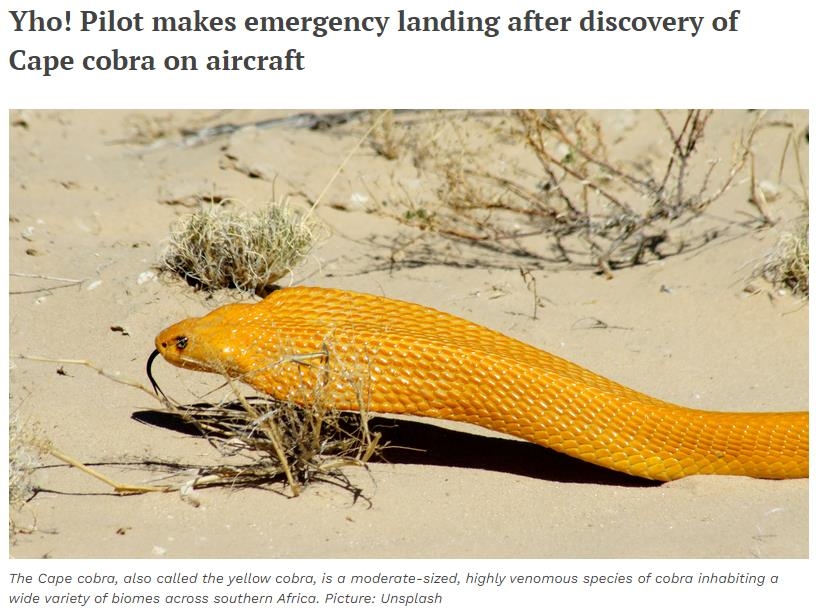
[{"xmin": 146, "ymin": 348, "xmax": 168, "ymax": 400}]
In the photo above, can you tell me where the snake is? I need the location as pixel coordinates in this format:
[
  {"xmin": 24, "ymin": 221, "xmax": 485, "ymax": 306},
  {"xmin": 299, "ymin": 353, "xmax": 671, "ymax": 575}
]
[{"xmin": 149, "ymin": 286, "xmax": 808, "ymax": 481}]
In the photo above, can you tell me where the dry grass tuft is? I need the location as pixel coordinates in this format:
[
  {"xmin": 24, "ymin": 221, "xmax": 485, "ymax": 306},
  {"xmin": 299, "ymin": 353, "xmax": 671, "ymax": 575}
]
[
  {"xmin": 751, "ymin": 120, "xmax": 809, "ymax": 297},
  {"xmin": 756, "ymin": 221, "xmax": 809, "ymax": 296},
  {"xmin": 9, "ymin": 411, "xmax": 45, "ymax": 509},
  {"xmin": 163, "ymin": 391, "xmax": 380, "ymax": 497},
  {"xmin": 159, "ymin": 201, "xmax": 326, "ymax": 293},
  {"xmin": 158, "ymin": 338, "xmax": 382, "ymax": 497},
  {"xmin": 9, "ymin": 409, "xmax": 49, "ymax": 537}
]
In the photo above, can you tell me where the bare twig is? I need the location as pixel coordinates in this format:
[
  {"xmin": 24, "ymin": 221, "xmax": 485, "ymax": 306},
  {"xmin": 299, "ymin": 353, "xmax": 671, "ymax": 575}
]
[{"xmin": 10, "ymin": 272, "xmax": 86, "ymax": 295}]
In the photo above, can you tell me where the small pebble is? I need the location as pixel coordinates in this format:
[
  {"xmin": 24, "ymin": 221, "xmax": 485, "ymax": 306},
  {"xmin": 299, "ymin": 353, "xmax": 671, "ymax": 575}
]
[{"xmin": 137, "ymin": 270, "xmax": 156, "ymax": 285}]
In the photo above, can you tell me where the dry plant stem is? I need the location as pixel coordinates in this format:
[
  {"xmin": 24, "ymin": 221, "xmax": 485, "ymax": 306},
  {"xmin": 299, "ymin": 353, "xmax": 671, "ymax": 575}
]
[
  {"xmin": 306, "ymin": 109, "xmax": 388, "ymax": 218},
  {"xmin": 9, "ymin": 273, "xmax": 87, "ymax": 295},
  {"xmin": 48, "ymin": 447, "xmax": 172, "ymax": 494},
  {"xmin": 226, "ymin": 376, "xmax": 300, "ymax": 497},
  {"xmin": 749, "ymin": 153, "xmax": 775, "ymax": 224},
  {"xmin": 776, "ymin": 123, "xmax": 809, "ymax": 201},
  {"xmin": 16, "ymin": 354, "xmax": 159, "ymax": 400},
  {"xmin": 519, "ymin": 268, "xmax": 539, "ymax": 320},
  {"xmin": 10, "ymin": 272, "xmax": 86, "ymax": 283},
  {"xmin": 656, "ymin": 109, "xmax": 710, "ymax": 201}
]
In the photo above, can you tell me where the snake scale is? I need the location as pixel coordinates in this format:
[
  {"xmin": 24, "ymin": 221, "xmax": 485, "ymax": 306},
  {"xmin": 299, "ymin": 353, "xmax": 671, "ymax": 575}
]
[{"xmin": 152, "ymin": 286, "xmax": 808, "ymax": 481}]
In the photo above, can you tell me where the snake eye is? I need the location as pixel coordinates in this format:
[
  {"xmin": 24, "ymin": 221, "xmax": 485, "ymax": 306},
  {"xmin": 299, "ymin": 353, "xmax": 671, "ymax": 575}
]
[{"xmin": 175, "ymin": 336, "xmax": 188, "ymax": 350}]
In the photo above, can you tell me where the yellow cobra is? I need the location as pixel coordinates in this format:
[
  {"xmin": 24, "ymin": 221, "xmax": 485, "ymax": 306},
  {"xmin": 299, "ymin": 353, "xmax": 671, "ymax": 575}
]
[{"xmin": 152, "ymin": 286, "xmax": 808, "ymax": 481}]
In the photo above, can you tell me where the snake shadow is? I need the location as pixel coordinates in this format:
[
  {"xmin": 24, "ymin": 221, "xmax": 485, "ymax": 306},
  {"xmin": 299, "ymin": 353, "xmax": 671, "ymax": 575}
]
[{"xmin": 132, "ymin": 407, "xmax": 659, "ymax": 488}]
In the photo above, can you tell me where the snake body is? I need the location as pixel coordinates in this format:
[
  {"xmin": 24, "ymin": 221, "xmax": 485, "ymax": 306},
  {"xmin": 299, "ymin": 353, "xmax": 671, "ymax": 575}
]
[{"xmin": 153, "ymin": 286, "xmax": 808, "ymax": 481}]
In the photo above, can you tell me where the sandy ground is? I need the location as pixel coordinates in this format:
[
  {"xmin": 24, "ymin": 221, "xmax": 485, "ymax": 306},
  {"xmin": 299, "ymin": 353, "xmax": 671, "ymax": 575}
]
[{"xmin": 8, "ymin": 109, "xmax": 808, "ymax": 558}]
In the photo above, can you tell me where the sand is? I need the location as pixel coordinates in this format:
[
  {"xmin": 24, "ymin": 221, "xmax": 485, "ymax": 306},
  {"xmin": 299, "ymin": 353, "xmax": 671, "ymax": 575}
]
[{"xmin": 8, "ymin": 109, "xmax": 807, "ymax": 558}]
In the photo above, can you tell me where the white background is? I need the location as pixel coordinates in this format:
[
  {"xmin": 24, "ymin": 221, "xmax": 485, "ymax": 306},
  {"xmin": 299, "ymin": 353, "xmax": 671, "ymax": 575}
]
[{"xmin": 2, "ymin": 0, "xmax": 813, "ymax": 605}]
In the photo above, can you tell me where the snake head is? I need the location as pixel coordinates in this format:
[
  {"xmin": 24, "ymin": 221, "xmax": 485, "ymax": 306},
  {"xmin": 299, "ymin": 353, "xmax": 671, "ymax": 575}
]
[
  {"xmin": 154, "ymin": 303, "xmax": 256, "ymax": 376},
  {"xmin": 154, "ymin": 321, "xmax": 199, "ymax": 371}
]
